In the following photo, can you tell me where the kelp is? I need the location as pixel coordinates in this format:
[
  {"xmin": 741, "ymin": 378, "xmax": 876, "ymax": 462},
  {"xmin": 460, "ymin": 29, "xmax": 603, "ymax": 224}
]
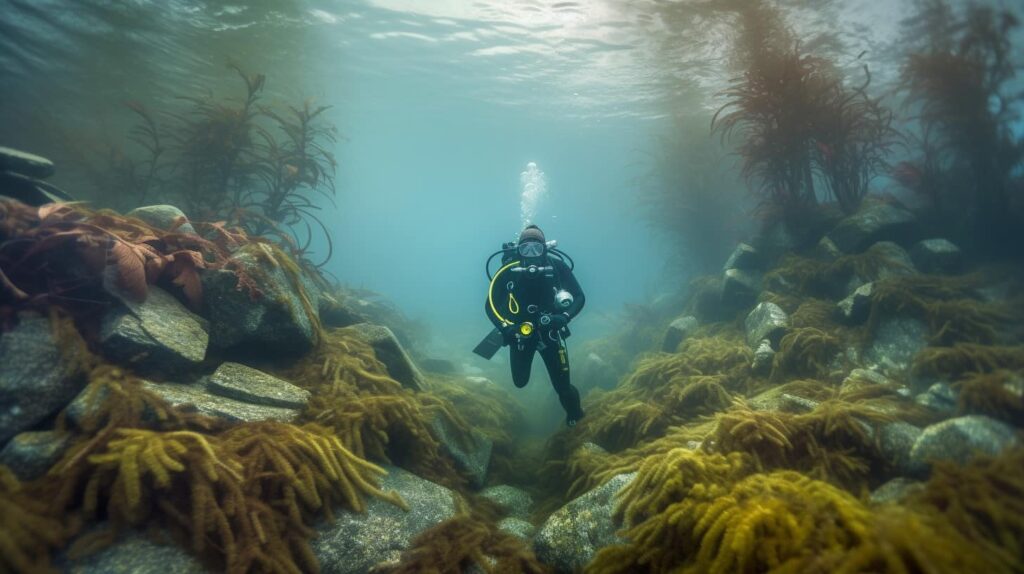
[
  {"xmin": 772, "ymin": 327, "xmax": 841, "ymax": 379},
  {"xmin": 914, "ymin": 343, "xmax": 1024, "ymax": 380},
  {"xmin": 0, "ymin": 466, "xmax": 71, "ymax": 574},
  {"xmin": 590, "ymin": 467, "xmax": 997, "ymax": 574},
  {"xmin": 954, "ymin": 370, "xmax": 1024, "ymax": 426},
  {"xmin": 763, "ymin": 242, "xmax": 914, "ymax": 299}
]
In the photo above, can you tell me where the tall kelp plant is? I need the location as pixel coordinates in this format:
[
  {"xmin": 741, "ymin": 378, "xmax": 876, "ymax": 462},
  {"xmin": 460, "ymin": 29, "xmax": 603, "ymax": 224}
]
[
  {"xmin": 900, "ymin": 0, "xmax": 1023, "ymax": 247},
  {"xmin": 712, "ymin": 0, "xmax": 896, "ymax": 219}
]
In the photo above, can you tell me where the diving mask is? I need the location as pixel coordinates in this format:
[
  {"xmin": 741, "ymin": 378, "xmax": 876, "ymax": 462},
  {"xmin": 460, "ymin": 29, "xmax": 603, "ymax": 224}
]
[{"xmin": 517, "ymin": 240, "xmax": 545, "ymax": 258}]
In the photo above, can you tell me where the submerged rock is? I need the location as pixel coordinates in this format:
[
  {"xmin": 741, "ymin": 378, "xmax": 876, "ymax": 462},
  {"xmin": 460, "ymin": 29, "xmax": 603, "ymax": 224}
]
[
  {"xmin": 842, "ymin": 368, "xmax": 890, "ymax": 387},
  {"xmin": 662, "ymin": 315, "xmax": 699, "ymax": 352},
  {"xmin": 910, "ymin": 238, "xmax": 963, "ymax": 274},
  {"xmin": 480, "ymin": 485, "xmax": 534, "ymax": 520},
  {"xmin": 345, "ymin": 323, "xmax": 425, "ymax": 391},
  {"xmin": 57, "ymin": 529, "xmax": 205, "ymax": 574},
  {"xmin": 126, "ymin": 205, "xmax": 196, "ymax": 235},
  {"xmin": 879, "ymin": 422, "xmax": 923, "ymax": 477},
  {"xmin": 827, "ymin": 202, "xmax": 917, "ymax": 253},
  {"xmin": 0, "ymin": 430, "xmax": 71, "ymax": 480},
  {"xmin": 312, "ymin": 466, "xmax": 456, "ymax": 574},
  {"xmin": 915, "ymin": 382, "xmax": 958, "ymax": 414},
  {"xmin": 533, "ymin": 472, "xmax": 636, "ymax": 573},
  {"xmin": 836, "ymin": 282, "xmax": 874, "ymax": 324},
  {"xmin": 813, "ymin": 236, "xmax": 843, "ymax": 262},
  {"xmin": 498, "ymin": 517, "xmax": 535, "ymax": 541},
  {"xmin": 846, "ymin": 242, "xmax": 917, "ymax": 294},
  {"xmin": 744, "ymin": 302, "xmax": 789, "ymax": 348},
  {"xmin": 723, "ymin": 243, "xmax": 760, "ymax": 271},
  {"xmin": 430, "ymin": 415, "xmax": 492, "ymax": 489},
  {"xmin": 0, "ymin": 145, "xmax": 55, "ymax": 178},
  {"xmin": 202, "ymin": 244, "xmax": 320, "ymax": 357},
  {"xmin": 99, "ymin": 287, "xmax": 208, "ymax": 374},
  {"xmin": 141, "ymin": 380, "xmax": 302, "ymax": 424},
  {"xmin": 0, "ymin": 314, "xmax": 87, "ymax": 445},
  {"xmin": 207, "ymin": 362, "xmax": 309, "ymax": 409},
  {"xmin": 864, "ymin": 317, "xmax": 928, "ymax": 375},
  {"xmin": 720, "ymin": 268, "xmax": 761, "ymax": 307},
  {"xmin": 870, "ymin": 477, "xmax": 924, "ymax": 504},
  {"xmin": 751, "ymin": 339, "xmax": 775, "ymax": 375},
  {"xmin": 909, "ymin": 415, "xmax": 1019, "ymax": 474}
]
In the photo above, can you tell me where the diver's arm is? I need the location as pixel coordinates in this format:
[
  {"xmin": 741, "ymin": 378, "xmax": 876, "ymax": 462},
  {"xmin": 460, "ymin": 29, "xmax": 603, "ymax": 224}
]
[{"xmin": 558, "ymin": 262, "xmax": 586, "ymax": 320}]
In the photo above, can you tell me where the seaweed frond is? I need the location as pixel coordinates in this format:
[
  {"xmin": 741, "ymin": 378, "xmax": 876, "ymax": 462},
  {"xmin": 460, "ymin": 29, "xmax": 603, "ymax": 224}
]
[{"xmin": 0, "ymin": 466, "xmax": 70, "ymax": 574}]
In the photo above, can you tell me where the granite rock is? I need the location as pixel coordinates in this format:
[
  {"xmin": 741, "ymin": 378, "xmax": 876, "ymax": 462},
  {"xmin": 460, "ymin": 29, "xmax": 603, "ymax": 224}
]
[
  {"xmin": 207, "ymin": 362, "xmax": 309, "ymax": 409},
  {"xmin": 909, "ymin": 415, "xmax": 1019, "ymax": 474},
  {"xmin": 0, "ymin": 430, "xmax": 71, "ymax": 480},
  {"xmin": 744, "ymin": 302, "xmax": 789, "ymax": 348},
  {"xmin": 827, "ymin": 202, "xmax": 917, "ymax": 253},
  {"xmin": 99, "ymin": 287, "xmax": 208, "ymax": 374},
  {"xmin": 662, "ymin": 315, "xmax": 699, "ymax": 352},
  {"xmin": 910, "ymin": 238, "xmax": 963, "ymax": 274},
  {"xmin": 126, "ymin": 205, "xmax": 197, "ymax": 235}
]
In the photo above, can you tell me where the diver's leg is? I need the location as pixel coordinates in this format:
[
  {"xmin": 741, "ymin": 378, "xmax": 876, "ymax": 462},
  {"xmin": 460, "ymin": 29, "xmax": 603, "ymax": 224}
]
[
  {"xmin": 539, "ymin": 334, "xmax": 584, "ymax": 422},
  {"xmin": 509, "ymin": 342, "xmax": 536, "ymax": 388}
]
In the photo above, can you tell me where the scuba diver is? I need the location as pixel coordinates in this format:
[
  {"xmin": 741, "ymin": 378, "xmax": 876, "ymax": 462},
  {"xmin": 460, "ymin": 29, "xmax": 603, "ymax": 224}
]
[{"xmin": 474, "ymin": 225, "xmax": 587, "ymax": 427}]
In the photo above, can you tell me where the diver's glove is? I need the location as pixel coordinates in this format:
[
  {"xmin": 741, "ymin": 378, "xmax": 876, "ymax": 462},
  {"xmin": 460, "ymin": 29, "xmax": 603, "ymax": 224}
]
[
  {"xmin": 547, "ymin": 313, "xmax": 570, "ymax": 329},
  {"xmin": 500, "ymin": 324, "xmax": 518, "ymax": 345}
]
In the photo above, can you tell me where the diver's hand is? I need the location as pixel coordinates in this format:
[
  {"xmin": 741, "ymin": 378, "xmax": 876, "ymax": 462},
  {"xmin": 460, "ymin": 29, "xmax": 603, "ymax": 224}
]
[
  {"xmin": 547, "ymin": 313, "xmax": 569, "ymax": 329},
  {"xmin": 500, "ymin": 324, "xmax": 518, "ymax": 345}
]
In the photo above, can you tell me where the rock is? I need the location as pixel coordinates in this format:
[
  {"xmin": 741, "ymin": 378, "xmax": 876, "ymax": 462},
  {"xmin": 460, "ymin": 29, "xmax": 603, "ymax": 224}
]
[
  {"xmin": 827, "ymin": 202, "xmax": 917, "ymax": 253},
  {"xmin": 99, "ymin": 287, "xmax": 208, "ymax": 374},
  {"xmin": 870, "ymin": 478, "xmax": 924, "ymax": 504},
  {"xmin": 814, "ymin": 236, "xmax": 843, "ymax": 262},
  {"xmin": 909, "ymin": 415, "xmax": 1019, "ymax": 474},
  {"xmin": 0, "ymin": 315, "xmax": 87, "ymax": 446},
  {"xmin": 318, "ymin": 292, "xmax": 368, "ymax": 328},
  {"xmin": 721, "ymin": 268, "xmax": 761, "ymax": 307},
  {"xmin": 910, "ymin": 239, "xmax": 963, "ymax": 274},
  {"xmin": 836, "ymin": 282, "xmax": 874, "ymax": 324},
  {"xmin": 56, "ymin": 530, "xmax": 207, "ymax": 573},
  {"xmin": 914, "ymin": 382, "xmax": 958, "ymax": 414},
  {"xmin": 430, "ymin": 415, "xmax": 491, "ymax": 489},
  {"xmin": 0, "ymin": 430, "xmax": 71, "ymax": 480},
  {"xmin": 498, "ymin": 517, "xmax": 535, "ymax": 540},
  {"xmin": 312, "ymin": 466, "xmax": 456, "ymax": 574},
  {"xmin": 0, "ymin": 146, "xmax": 55, "ymax": 178},
  {"xmin": 864, "ymin": 317, "xmax": 928, "ymax": 375},
  {"xmin": 480, "ymin": 485, "xmax": 534, "ymax": 520},
  {"xmin": 723, "ymin": 243, "xmax": 760, "ymax": 271},
  {"xmin": 847, "ymin": 242, "xmax": 918, "ymax": 293},
  {"xmin": 201, "ymin": 244, "xmax": 320, "ymax": 357},
  {"xmin": 780, "ymin": 393, "xmax": 819, "ymax": 412},
  {"xmin": 661, "ymin": 315, "xmax": 699, "ymax": 352},
  {"xmin": 0, "ymin": 171, "xmax": 73, "ymax": 205},
  {"xmin": 344, "ymin": 323, "xmax": 425, "ymax": 391},
  {"xmin": 126, "ymin": 205, "xmax": 197, "ymax": 235},
  {"xmin": 420, "ymin": 358, "xmax": 456, "ymax": 374},
  {"xmin": 751, "ymin": 339, "xmax": 775, "ymax": 375},
  {"xmin": 749, "ymin": 385, "xmax": 817, "ymax": 412},
  {"xmin": 752, "ymin": 221, "xmax": 798, "ymax": 265},
  {"xmin": 141, "ymin": 381, "xmax": 301, "ymax": 423},
  {"xmin": 534, "ymin": 472, "xmax": 636, "ymax": 572},
  {"xmin": 207, "ymin": 362, "xmax": 309, "ymax": 409},
  {"xmin": 744, "ymin": 302, "xmax": 789, "ymax": 348},
  {"xmin": 879, "ymin": 422, "xmax": 923, "ymax": 476},
  {"xmin": 842, "ymin": 368, "xmax": 890, "ymax": 387}
]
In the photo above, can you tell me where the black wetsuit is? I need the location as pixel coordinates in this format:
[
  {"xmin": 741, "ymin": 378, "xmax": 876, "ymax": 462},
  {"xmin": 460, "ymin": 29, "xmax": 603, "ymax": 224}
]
[{"xmin": 484, "ymin": 254, "xmax": 586, "ymax": 421}]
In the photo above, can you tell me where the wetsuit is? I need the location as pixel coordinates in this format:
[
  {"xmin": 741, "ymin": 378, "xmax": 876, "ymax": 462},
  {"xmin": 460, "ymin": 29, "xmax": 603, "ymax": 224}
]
[{"xmin": 484, "ymin": 255, "xmax": 586, "ymax": 421}]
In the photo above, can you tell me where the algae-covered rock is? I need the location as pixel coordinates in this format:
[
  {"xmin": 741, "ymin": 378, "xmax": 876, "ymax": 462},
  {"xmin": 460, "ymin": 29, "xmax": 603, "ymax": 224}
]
[
  {"xmin": 207, "ymin": 362, "xmax": 309, "ymax": 409},
  {"xmin": 870, "ymin": 477, "xmax": 924, "ymax": 504},
  {"xmin": 827, "ymin": 202, "xmax": 917, "ymax": 253},
  {"xmin": 721, "ymin": 268, "xmax": 761, "ymax": 306},
  {"xmin": 430, "ymin": 414, "xmax": 492, "ymax": 489},
  {"xmin": 99, "ymin": 287, "xmax": 208, "ymax": 374},
  {"xmin": 126, "ymin": 205, "xmax": 197, "ymax": 235},
  {"xmin": 533, "ymin": 472, "xmax": 636, "ymax": 573},
  {"xmin": 0, "ymin": 430, "xmax": 71, "ymax": 480},
  {"xmin": 345, "ymin": 323, "xmax": 425, "ymax": 391},
  {"xmin": 480, "ymin": 485, "xmax": 534, "ymax": 520},
  {"xmin": 723, "ymin": 243, "xmax": 760, "ymax": 271},
  {"xmin": 909, "ymin": 415, "xmax": 1020, "ymax": 473},
  {"xmin": 751, "ymin": 338, "xmax": 775, "ymax": 375},
  {"xmin": 845, "ymin": 242, "xmax": 917, "ymax": 293},
  {"xmin": 0, "ymin": 314, "xmax": 87, "ymax": 445},
  {"xmin": 0, "ymin": 145, "xmax": 55, "ymax": 178},
  {"xmin": 910, "ymin": 238, "xmax": 963, "ymax": 274},
  {"xmin": 864, "ymin": 317, "xmax": 928, "ymax": 374},
  {"xmin": 498, "ymin": 517, "xmax": 535, "ymax": 541},
  {"xmin": 662, "ymin": 315, "xmax": 699, "ymax": 352},
  {"xmin": 140, "ymin": 380, "xmax": 301, "ymax": 423},
  {"xmin": 814, "ymin": 236, "xmax": 843, "ymax": 261},
  {"xmin": 915, "ymin": 382, "xmax": 957, "ymax": 414},
  {"xmin": 836, "ymin": 282, "xmax": 874, "ymax": 324},
  {"xmin": 745, "ymin": 302, "xmax": 789, "ymax": 348},
  {"xmin": 202, "ymin": 244, "xmax": 319, "ymax": 356},
  {"xmin": 879, "ymin": 421, "xmax": 923, "ymax": 476},
  {"xmin": 57, "ymin": 529, "xmax": 207, "ymax": 573},
  {"xmin": 312, "ymin": 466, "xmax": 456, "ymax": 574}
]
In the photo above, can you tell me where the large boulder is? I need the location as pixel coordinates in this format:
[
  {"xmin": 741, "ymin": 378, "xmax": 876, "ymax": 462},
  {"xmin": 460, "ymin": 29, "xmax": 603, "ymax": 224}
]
[
  {"xmin": 207, "ymin": 362, "xmax": 309, "ymax": 409},
  {"xmin": 909, "ymin": 415, "xmax": 1019, "ymax": 475},
  {"xmin": 744, "ymin": 302, "xmax": 789, "ymax": 348},
  {"xmin": 0, "ymin": 315, "xmax": 87, "ymax": 445},
  {"xmin": 915, "ymin": 382, "xmax": 957, "ymax": 415},
  {"xmin": 480, "ymin": 485, "xmax": 534, "ymax": 520},
  {"xmin": 498, "ymin": 517, "xmax": 535, "ymax": 541},
  {"xmin": 201, "ymin": 244, "xmax": 320, "ymax": 357},
  {"xmin": 344, "ymin": 323, "xmax": 425, "ymax": 391},
  {"xmin": 0, "ymin": 146, "xmax": 55, "ymax": 178},
  {"xmin": 126, "ymin": 205, "xmax": 197, "ymax": 235},
  {"xmin": 661, "ymin": 315, "xmax": 699, "ymax": 353},
  {"xmin": 0, "ymin": 430, "xmax": 71, "ymax": 480},
  {"xmin": 864, "ymin": 317, "xmax": 928, "ymax": 375},
  {"xmin": 533, "ymin": 472, "xmax": 636, "ymax": 573},
  {"xmin": 722, "ymin": 243, "xmax": 760, "ymax": 271},
  {"xmin": 56, "ymin": 530, "xmax": 206, "ymax": 574},
  {"xmin": 721, "ymin": 268, "xmax": 761, "ymax": 307},
  {"xmin": 99, "ymin": 287, "xmax": 208, "ymax": 374},
  {"xmin": 845, "ymin": 242, "xmax": 917, "ymax": 293},
  {"xmin": 312, "ymin": 466, "xmax": 457, "ymax": 574},
  {"xmin": 878, "ymin": 422, "xmax": 923, "ymax": 477},
  {"xmin": 910, "ymin": 239, "xmax": 963, "ymax": 274},
  {"xmin": 430, "ymin": 415, "xmax": 492, "ymax": 489},
  {"xmin": 827, "ymin": 202, "xmax": 917, "ymax": 253}
]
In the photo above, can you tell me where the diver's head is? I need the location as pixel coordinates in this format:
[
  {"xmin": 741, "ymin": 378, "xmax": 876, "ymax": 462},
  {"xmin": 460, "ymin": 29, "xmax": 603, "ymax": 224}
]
[{"xmin": 517, "ymin": 225, "xmax": 546, "ymax": 259}]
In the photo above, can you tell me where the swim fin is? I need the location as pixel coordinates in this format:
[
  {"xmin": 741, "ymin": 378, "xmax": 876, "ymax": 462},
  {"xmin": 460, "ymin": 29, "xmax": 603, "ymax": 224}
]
[{"xmin": 473, "ymin": 327, "xmax": 505, "ymax": 360}]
